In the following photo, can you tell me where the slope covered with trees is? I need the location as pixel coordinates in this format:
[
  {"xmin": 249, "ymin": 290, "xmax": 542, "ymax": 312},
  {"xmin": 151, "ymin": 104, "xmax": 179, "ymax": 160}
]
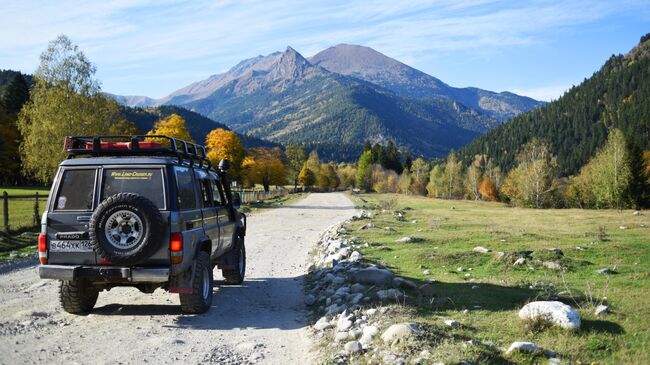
[
  {"xmin": 459, "ymin": 34, "xmax": 650, "ymax": 176},
  {"xmin": 120, "ymin": 105, "xmax": 278, "ymax": 149}
]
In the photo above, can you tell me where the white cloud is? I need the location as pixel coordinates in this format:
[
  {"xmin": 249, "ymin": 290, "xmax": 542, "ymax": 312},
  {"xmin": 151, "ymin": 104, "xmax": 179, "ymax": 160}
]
[{"xmin": 0, "ymin": 0, "xmax": 646, "ymax": 97}]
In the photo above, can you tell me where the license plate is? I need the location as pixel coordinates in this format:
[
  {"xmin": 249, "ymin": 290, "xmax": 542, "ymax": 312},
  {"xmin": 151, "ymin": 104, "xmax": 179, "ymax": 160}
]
[{"xmin": 49, "ymin": 240, "xmax": 93, "ymax": 252}]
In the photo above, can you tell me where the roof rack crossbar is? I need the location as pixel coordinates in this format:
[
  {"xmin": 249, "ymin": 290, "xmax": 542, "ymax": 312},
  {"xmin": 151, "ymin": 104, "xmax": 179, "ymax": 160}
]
[{"xmin": 63, "ymin": 135, "xmax": 212, "ymax": 168}]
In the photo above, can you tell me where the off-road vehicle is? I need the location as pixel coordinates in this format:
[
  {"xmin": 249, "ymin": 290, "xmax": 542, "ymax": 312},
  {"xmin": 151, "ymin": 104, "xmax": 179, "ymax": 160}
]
[{"xmin": 37, "ymin": 135, "xmax": 246, "ymax": 314}]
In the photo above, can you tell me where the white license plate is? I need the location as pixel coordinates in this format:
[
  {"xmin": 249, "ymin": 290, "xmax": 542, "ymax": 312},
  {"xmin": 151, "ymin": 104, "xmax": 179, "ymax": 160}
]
[{"xmin": 49, "ymin": 240, "xmax": 93, "ymax": 252}]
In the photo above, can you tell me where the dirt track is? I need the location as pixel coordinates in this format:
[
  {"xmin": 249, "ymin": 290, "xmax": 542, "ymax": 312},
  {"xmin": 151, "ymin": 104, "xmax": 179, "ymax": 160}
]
[{"xmin": 0, "ymin": 193, "xmax": 356, "ymax": 365}]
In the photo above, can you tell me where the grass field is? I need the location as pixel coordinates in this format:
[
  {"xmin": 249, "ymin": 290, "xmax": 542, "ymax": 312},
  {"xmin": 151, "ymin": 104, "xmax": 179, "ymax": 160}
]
[
  {"xmin": 346, "ymin": 193, "xmax": 649, "ymax": 364},
  {"xmin": 0, "ymin": 186, "xmax": 50, "ymax": 232}
]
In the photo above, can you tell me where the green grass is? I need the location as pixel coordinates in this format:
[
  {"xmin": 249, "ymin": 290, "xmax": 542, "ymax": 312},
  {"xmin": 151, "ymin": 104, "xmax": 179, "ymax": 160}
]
[
  {"xmin": 239, "ymin": 192, "xmax": 307, "ymax": 214},
  {"xmin": 0, "ymin": 186, "xmax": 50, "ymax": 232},
  {"xmin": 347, "ymin": 193, "xmax": 649, "ymax": 364}
]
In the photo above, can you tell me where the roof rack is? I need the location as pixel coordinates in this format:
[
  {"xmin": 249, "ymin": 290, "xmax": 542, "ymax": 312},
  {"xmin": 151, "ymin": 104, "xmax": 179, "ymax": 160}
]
[{"xmin": 64, "ymin": 135, "xmax": 212, "ymax": 169}]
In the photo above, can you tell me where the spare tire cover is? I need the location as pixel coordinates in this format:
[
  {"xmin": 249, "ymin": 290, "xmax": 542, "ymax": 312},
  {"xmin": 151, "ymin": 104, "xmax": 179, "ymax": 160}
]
[{"xmin": 89, "ymin": 193, "xmax": 165, "ymax": 266}]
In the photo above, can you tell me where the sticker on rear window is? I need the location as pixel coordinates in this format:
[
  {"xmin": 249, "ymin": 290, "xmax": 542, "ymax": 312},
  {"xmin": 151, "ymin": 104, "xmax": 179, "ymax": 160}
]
[
  {"xmin": 57, "ymin": 196, "xmax": 67, "ymax": 209},
  {"xmin": 110, "ymin": 171, "xmax": 154, "ymax": 180}
]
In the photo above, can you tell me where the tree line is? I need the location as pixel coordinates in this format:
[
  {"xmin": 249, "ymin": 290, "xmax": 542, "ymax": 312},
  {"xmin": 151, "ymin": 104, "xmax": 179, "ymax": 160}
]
[{"xmin": 352, "ymin": 131, "xmax": 650, "ymax": 209}]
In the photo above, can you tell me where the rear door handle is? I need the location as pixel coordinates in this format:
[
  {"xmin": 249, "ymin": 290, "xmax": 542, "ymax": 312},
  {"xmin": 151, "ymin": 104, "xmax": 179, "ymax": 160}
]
[{"xmin": 77, "ymin": 216, "xmax": 91, "ymax": 222}]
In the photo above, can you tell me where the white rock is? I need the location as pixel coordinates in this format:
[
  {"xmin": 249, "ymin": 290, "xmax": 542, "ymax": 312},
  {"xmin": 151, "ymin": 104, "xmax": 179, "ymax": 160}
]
[
  {"xmin": 513, "ymin": 257, "xmax": 526, "ymax": 266},
  {"xmin": 351, "ymin": 267, "xmax": 395, "ymax": 286},
  {"xmin": 365, "ymin": 308, "xmax": 377, "ymax": 316},
  {"xmin": 543, "ymin": 261, "xmax": 562, "ymax": 270},
  {"xmin": 519, "ymin": 301, "xmax": 581, "ymax": 330},
  {"xmin": 396, "ymin": 237, "xmax": 413, "ymax": 243},
  {"xmin": 380, "ymin": 323, "xmax": 418, "ymax": 343},
  {"xmin": 506, "ymin": 341, "xmax": 538, "ymax": 354},
  {"xmin": 444, "ymin": 319, "xmax": 461, "ymax": 327},
  {"xmin": 336, "ymin": 311, "xmax": 354, "ymax": 332},
  {"xmin": 349, "ymin": 251, "xmax": 362, "ymax": 262},
  {"xmin": 595, "ymin": 304, "xmax": 609, "ymax": 316},
  {"xmin": 349, "ymin": 328, "xmax": 363, "ymax": 339},
  {"xmin": 314, "ymin": 316, "xmax": 333, "ymax": 331},
  {"xmin": 344, "ymin": 340, "xmax": 363, "ymax": 354},
  {"xmin": 422, "ymin": 269, "xmax": 431, "ymax": 275},
  {"xmin": 473, "ymin": 246, "xmax": 492, "ymax": 253},
  {"xmin": 334, "ymin": 332, "xmax": 349, "ymax": 342}
]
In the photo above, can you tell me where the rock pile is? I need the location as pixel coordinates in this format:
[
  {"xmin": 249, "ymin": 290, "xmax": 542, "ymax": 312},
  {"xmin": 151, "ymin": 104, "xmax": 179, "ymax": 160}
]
[{"xmin": 306, "ymin": 219, "xmax": 421, "ymax": 363}]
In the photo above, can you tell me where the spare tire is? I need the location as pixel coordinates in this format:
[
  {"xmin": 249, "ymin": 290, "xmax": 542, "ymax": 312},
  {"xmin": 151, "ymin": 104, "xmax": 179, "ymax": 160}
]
[{"xmin": 89, "ymin": 193, "xmax": 165, "ymax": 266}]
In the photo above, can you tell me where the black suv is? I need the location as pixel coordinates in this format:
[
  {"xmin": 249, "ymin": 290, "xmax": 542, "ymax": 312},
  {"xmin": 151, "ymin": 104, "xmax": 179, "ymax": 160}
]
[{"xmin": 37, "ymin": 135, "xmax": 246, "ymax": 314}]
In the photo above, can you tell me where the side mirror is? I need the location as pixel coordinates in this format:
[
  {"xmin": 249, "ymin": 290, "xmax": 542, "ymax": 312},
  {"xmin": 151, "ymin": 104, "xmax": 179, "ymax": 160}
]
[{"xmin": 232, "ymin": 192, "xmax": 241, "ymax": 209}]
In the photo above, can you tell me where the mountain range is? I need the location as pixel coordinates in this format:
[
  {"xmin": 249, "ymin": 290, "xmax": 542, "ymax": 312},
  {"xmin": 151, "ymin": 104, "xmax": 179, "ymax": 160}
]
[{"xmin": 110, "ymin": 44, "xmax": 544, "ymax": 158}]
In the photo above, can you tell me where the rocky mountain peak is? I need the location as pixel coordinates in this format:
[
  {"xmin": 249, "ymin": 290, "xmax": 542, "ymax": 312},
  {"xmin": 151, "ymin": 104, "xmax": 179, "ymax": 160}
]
[{"xmin": 267, "ymin": 46, "xmax": 314, "ymax": 81}]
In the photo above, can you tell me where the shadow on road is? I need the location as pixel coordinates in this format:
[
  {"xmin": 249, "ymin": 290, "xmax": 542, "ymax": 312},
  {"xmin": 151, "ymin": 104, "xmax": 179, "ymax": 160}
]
[
  {"xmin": 93, "ymin": 276, "xmax": 310, "ymax": 332},
  {"xmin": 249, "ymin": 204, "xmax": 356, "ymax": 210}
]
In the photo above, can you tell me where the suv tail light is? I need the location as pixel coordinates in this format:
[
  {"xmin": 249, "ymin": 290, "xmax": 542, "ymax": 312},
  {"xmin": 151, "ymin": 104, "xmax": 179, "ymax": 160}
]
[
  {"xmin": 170, "ymin": 232, "xmax": 183, "ymax": 264},
  {"xmin": 38, "ymin": 233, "xmax": 47, "ymax": 265}
]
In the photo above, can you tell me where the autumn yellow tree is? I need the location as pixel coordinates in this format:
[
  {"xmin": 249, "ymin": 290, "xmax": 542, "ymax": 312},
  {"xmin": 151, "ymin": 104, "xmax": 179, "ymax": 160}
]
[
  {"xmin": 205, "ymin": 128, "xmax": 246, "ymax": 181},
  {"xmin": 478, "ymin": 177, "xmax": 498, "ymax": 201},
  {"xmin": 146, "ymin": 113, "xmax": 193, "ymax": 144},
  {"xmin": 298, "ymin": 165, "xmax": 316, "ymax": 188},
  {"xmin": 241, "ymin": 147, "xmax": 286, "ymax": 192}
]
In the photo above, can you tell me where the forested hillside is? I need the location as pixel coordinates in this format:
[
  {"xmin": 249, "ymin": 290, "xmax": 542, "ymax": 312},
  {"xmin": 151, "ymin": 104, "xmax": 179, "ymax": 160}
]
[
  {"xmin": 120, "ymin": 105, "xmax": 278, "ymax": 149},
  {"xmin": 459, "ymin": 35, "xmax": 650, "ymax": 176},
  {"xmin": 0, "ymin": 70, "xmax": 33, "ymax": 95}
]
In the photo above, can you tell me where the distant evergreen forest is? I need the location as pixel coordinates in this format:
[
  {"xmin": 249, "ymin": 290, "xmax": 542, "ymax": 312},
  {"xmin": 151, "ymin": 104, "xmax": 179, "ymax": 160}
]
[{"xmin": 459, "ymin": 35, "xmax": 650, "ymax": 176}]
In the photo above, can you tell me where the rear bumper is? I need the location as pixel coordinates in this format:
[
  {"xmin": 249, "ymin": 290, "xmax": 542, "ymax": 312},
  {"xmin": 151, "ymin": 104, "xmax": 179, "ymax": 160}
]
[{"xmin": 38, "ymin": 265, "xmax": 170, "ymax": 283}]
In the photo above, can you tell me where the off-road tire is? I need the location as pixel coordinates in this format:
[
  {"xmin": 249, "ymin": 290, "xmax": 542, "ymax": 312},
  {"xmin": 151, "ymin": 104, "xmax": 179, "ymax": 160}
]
[
  {"xmin": 59, "ymin": 280, "xmax": 99, "ymax": 314},
  {"xmin": 179, "ymin": 251, "xmax": 213, "ymax": 314},
  {"xmin": 222, "ymin": 237, "xmax": 246, "ymax": 285},
  {"xmin": 89, "ymin": 193, "xmax": 165, "ymax": 266}
]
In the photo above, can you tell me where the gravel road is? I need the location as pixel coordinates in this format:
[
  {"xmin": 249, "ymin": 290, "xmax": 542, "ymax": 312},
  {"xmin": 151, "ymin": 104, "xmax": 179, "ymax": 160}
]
[{"xmin": 0, "ymin": 192, "xmax": 356, "ymax": 365}]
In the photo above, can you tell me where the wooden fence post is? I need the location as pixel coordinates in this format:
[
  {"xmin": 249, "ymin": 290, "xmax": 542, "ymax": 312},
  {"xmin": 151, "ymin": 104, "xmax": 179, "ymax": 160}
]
[
  {"xmin": 2, "ymin": 191, "xmax": 8, "ymax": 231},
  {"xmin": 33, "ymin": 192, "xmax": 40, "ymax": 226}
]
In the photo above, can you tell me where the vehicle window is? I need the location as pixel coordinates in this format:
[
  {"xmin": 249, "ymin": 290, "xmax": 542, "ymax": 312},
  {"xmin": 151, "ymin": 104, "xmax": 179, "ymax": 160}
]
[
  {"xmin": 54, "ymin": 169, "xmax": 96, "ymax": 211},
  {"xmin": 175, "ymin": 167, "xmax": 197, "ymax": 210},
  {"xmin": 102, "ymin": 168, "xmax": 165, "ymax": 209},
  {"xmin": 194, "ymin": 170, "xmax": 213, "ymax": 208},
  {"xmin": 211, "ymin": 179, "xmax": 223, "ymax": 206}
]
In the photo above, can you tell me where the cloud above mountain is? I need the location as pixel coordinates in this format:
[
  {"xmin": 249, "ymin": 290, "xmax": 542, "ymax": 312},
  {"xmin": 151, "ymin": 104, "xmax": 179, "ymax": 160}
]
[{"xmin": 1, "ymin": 0, "xmax": 647, "ymax": 98}]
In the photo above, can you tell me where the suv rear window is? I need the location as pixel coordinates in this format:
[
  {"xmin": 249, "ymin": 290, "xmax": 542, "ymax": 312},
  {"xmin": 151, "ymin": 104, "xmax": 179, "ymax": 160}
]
[
  {"xmin": 54, "ymin": 169, "xmax": 96, "ymax": 211},
  {"xmin": 102, "ymin": 168, "xmax": 165, "ymax": 208}
]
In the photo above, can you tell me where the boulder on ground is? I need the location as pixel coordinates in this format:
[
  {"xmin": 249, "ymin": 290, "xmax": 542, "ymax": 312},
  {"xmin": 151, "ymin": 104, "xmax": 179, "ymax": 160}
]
[
  {"xmin": 473, "ymin": 246, "xmax": 492, "ymax": 253},
  {"xmin": 314, "ymin": 316, "xmax": 333, "ymax": 331},
  {"xmin": 543, "ymin": 261, "xmax": 562, "ymax": 270},
  {"xmin": 344, "ymin": 340, "xmax": 363, "ymax": 354},
  {"xmin": 595, "ymin": 304, "xmax": 609, "ymax": 316},
  {"xmin": 505, "ymin": 341, "xmax": 539, "ymax": 355},
  {"xmin": 350, "ymin": 267, "xmax": 394, "ymax": 286},
  {"xmin": 519, "ymin": 301, "xmax": 581, "ymax": 330},
  {"xmin": 380, "ymin": 323, "xmax": 418, "ymax": 343},
  {"xmin": 395, "ymin": 236, "xmax": 424, "ymax": 243}
]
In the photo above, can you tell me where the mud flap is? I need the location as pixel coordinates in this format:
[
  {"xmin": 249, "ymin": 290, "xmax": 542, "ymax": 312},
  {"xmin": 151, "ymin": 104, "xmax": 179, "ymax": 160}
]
[
  {"xmin": 215, "ymin": 244, "xmax": 238, "ymax": 270},
  {"xmin": 168, "ymin": 261, "xmax": 195, "ymax": 294}
]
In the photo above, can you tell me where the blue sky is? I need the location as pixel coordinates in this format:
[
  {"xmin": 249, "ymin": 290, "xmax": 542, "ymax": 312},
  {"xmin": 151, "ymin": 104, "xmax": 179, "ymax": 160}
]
[{"xmin": 1, "ymin": 0, "xmax": 648, "ymax": 101}]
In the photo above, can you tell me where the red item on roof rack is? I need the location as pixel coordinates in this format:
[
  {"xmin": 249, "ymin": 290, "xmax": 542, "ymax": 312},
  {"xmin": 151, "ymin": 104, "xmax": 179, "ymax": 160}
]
[{"xmin": 83, "ymin": 141, "xmax": 162, "ymax": 150}]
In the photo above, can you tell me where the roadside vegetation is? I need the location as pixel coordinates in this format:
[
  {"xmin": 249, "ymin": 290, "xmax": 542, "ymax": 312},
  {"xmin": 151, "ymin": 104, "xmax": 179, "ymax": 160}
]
[{"xmin": 344, "ymin": 193, "xmax": 649, "ymax": 363}]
